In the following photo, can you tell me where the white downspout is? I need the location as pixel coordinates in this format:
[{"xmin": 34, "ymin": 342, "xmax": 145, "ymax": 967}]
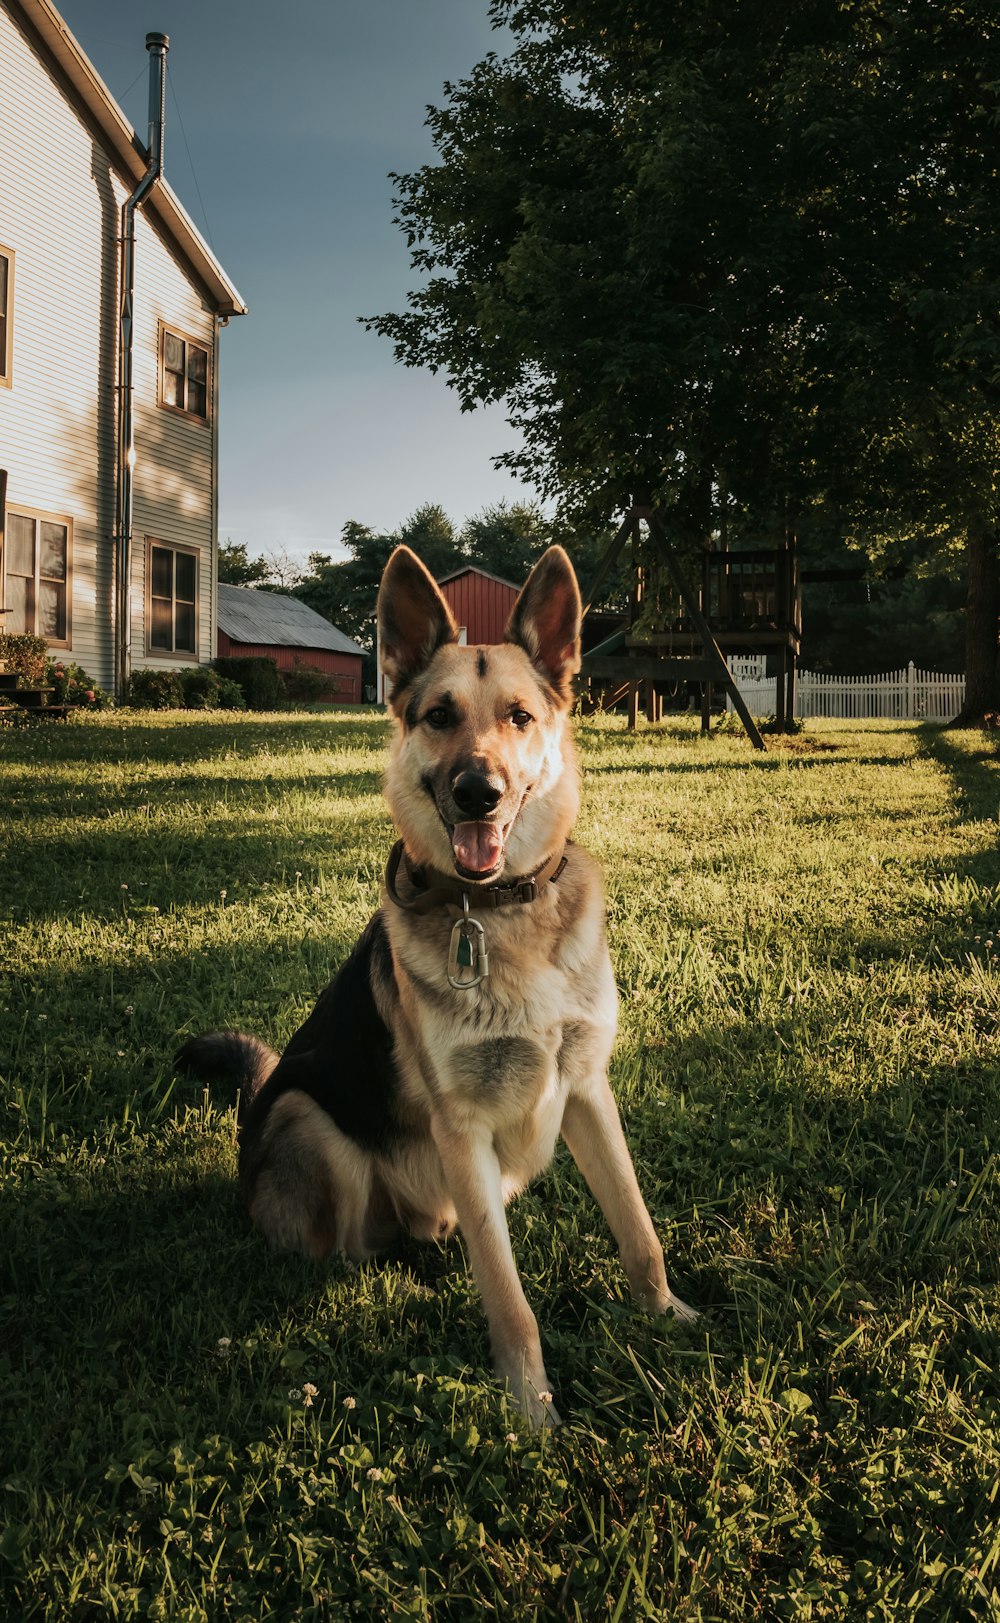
[{"xmin": 115, "ymin": 31, "xmax": 169, "ymax": 699}]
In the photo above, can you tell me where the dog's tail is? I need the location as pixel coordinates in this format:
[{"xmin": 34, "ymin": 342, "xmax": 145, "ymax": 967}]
[{"xmin": 175, "ymin": 1030, "xmax": 279, "ymax": 1122}]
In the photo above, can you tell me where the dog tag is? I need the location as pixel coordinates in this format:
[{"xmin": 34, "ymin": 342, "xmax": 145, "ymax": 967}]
[{"xmin": 447, "ymin": 903, "xmax": 489, "ymax": 990}]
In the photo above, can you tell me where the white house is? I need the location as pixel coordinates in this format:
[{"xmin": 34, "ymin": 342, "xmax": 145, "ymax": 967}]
[{"xmin": 0, "ymin": 0, "xmax": 246, "ymax": 696}]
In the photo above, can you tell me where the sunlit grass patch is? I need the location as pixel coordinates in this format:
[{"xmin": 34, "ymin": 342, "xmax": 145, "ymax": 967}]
[{"xmin": 2, "ymin": 711, "xmax": 999, "ymax": 1619}]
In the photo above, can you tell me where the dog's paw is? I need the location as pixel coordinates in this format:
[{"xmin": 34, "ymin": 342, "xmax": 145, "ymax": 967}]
[
  {"xmin": 499, "ymin": 1371, "xmax": 562, "ymax": 1430},
  {"xmin": 663, "ymin": 1289, "xmax": 699, "ymax": 1325},
  {"xmin": 526, "ymin": 1387, "xmax": 562, "ymax": 1431}
]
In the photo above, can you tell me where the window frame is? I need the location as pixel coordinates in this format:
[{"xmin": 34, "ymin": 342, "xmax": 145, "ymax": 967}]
[
  {"xmin": 145, "ymin": 536, "xmax": 200, "ymax": 660},
  {"xmin": 1, "ymin": 503, "xmax": 73, "ymax": 648},
  {"xmin": 157, "ymin": 321, "xmax": 211, "ymax": 424},
  {"xmin": 0, "ymin": 242, "xmax": 14, "ymax": 389}
]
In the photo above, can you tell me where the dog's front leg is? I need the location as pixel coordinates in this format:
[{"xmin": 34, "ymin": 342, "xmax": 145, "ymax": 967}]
[
  {"xmin": 430, "ymin": 1114, "xmax": 561, "ymax": 1429},
  {"xmin": 561, "ymin": 1079, "xmax": 697, "ymax": 1322}
]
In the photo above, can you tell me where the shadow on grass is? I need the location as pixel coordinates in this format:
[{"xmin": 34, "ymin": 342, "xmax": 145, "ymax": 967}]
[
  {"xmin": 584, "ymin": 753, "xmax": 916, "ymax": 776},
  {"xmin": 2, "ymin": 806, "xmax": 391, "ymax": 925},
  {"xmin": 3, "ymin": 767, "xmax": 385, "ymax": 826},
  {"xmin": 1, "ymin": 712, "xmax": 389, "ymax": 768},
  {"xmin": 919, "ymin": 726, "xmax": 1000, "ymax": 890}
]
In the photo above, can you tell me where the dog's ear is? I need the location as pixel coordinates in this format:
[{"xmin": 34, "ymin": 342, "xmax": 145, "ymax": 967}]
[
  {"xmin": 378, "ymin": 546, "xmax": 459, "ymax": 696},
  {"xmin": 505, "ymin": 546, "xmax": 582, "ymax": 703}
]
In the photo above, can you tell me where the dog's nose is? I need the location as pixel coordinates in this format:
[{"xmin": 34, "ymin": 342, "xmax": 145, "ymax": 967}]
[{"xmin": 452, "ymin": 770, "xmax": 503, "ymax": 818}]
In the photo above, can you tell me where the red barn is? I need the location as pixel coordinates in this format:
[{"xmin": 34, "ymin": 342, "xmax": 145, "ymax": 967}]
[
  {"xmin": 437, "ymin": 565, "xmax": 520, "ymax": 646},
  {"xmin": 376, "ymin": 565, "xmax": 521, "ymax": 703},
  {"xmin": 217, "ymin": 584, "xmax": 365, "ymax": 703},
  {"xmin": 371, "ymin": 568, "xmax": 519, "ymax": 701}
]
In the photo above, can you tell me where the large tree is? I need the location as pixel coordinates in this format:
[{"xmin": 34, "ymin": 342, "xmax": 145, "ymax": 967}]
[{"xmin": 368, "ymin": 0, "xmax": 1000, "ymax": 718}]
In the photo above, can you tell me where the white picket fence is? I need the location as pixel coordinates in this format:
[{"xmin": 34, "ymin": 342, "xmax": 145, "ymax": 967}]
[{"xmin": 727, "ymin": 659, "xmax": 965, "ymax": 722}]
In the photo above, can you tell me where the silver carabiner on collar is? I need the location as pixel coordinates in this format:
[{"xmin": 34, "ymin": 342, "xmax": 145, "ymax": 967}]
[{"xmin": 447, "ymin": 893, "xmax": 490, "ymax": 990}]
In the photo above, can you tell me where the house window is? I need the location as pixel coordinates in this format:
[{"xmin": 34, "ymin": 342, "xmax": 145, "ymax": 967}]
[
  {"xmin": 148, "ymin": 540, "xmax": 198, "ymax": 655},
  {"xmin": 0, "ymin": 244, "xmax": 13, "ymax": 387},
  {"xmin": 1, "ymin": 508, "xmax": 71, "ymax": 645},
  {"xmin": 159, "ymin": 324, "xmax": 210, "ymax": 420}
]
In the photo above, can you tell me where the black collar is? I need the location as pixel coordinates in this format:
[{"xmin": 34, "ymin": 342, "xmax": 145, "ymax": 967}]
[{"xmin": 384, "ymin": 838, "xmax": 568, "ymax": 916}]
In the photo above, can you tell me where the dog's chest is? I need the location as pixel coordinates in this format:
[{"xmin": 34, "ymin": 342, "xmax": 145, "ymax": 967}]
[{"xmin": 414, "ymin": 910, "xmax": 606, "ymax": 1116}]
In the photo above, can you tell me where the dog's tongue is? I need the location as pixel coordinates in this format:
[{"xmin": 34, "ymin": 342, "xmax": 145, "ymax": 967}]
[{"xmin": 451, "ymin": 821, "xmax": 503, "ymax": 875}]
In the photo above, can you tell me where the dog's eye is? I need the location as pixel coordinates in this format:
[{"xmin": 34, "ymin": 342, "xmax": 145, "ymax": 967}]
[
  {"xmin": 425, "ymin": 707, "xmax": 452, "ymax": 730},
  {"xmin": 511, "ymin": 708, "xmax": 533, "ymax": 729}
]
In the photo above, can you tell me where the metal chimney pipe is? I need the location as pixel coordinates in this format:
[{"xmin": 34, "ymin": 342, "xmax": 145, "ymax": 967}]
[
  {"xmin": 145, "ymin": 32, "xmax": 169, "ymax": 170},
  {"xmin": 114, "ymin": 31, "xmax": 170, "ymax": 700}
]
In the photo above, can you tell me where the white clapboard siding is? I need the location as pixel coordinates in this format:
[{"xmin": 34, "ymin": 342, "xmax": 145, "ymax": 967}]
[
  {"xmin": 131, "ymin": 214, "xmax": 217, "ymax": 673},
  {"xmin": 0, "ymin": 3, "xmax": 218, "ymax": 686},
  {"xmin": 728, "ymin": 662, "xmax": 966, "ymax": 722},
  {"xmin": 0, "ymin": 3, "xmax": 116, "ymax": 684}
]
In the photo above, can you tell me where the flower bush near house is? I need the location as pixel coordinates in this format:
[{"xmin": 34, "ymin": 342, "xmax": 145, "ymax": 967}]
[{"xmin": 45, "ymin": 659, "xmax": 113, "ymax": 709}]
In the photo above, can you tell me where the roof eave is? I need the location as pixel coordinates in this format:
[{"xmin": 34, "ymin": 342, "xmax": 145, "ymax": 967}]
[
  {"xmin": 11, "ymin": 0, "xmax": 248, "ymax": 316},
  {"xmin": 438, "ymin": 564, "xmax": 521, "ymax": 590}
]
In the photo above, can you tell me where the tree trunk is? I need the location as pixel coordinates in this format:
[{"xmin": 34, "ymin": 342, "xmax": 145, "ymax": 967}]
[{"xmin": 949, "ymin": 526, "xmax": 999, "ymax": 726}]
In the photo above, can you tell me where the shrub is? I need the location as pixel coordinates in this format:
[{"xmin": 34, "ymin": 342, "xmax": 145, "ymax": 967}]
[
  {"xmin": 178, "ymin": 665, "xmax": 222, "ymax": 710},
  {"xmin": 281, "ymin": 659, "xmax": 336, "ymax": 705},
  {"xmin": 213, "ymin": 656, "xmax": 284, "ymax": 710},
  {"xmin": 46, "ymin": 659, "xmax": 113, "ymax": 710},
  {"xmin": 215, "ymin": 676, "xmax": 246, "ymax": 711},
  {"xmin": 0, "ymin": 631, "xmax": 48, "ymax": 686},
  {"xmin": 126, "ymin": 669, "xmax": 184, "ymax": 709}
]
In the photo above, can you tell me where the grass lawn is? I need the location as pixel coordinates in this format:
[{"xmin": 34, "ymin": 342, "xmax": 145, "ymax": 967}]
[{"xmin": 2, "ymin": 710, "xmax": 1000, "ymax": 1621}]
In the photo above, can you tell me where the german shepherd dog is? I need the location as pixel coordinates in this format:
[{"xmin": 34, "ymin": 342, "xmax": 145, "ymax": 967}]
[{"xmin": 179, "ymin": 545, "xmax": 694, "ymax": 1426}]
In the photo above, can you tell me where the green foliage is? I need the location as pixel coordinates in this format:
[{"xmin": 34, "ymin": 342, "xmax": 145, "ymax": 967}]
[
  {"xmin": 214, "ymin": 676, "xmax": 247, "ymax": 711},
  {"xmin": 46, "ymin": 659, "xmax": 113, "ymax": 710},
  {"xmin": 217, "ymin": 540, "xmax": 274, "ymax": 588},
  {"xmin": 295, "ymin": 504, "xmax": 463, "ymax": 652},
  {"xmin": 125, "ymin": 668, "xmax": 185, "ymax": 710},
  {"xmin": 0, "ymin": 631, "xmax": 48, "ymax": 686},
  {"xmin": 280, "ymin": 660, "xmax": 337, "ymax": 705},
  {"xmin": 369, "ymin": 1, "xmax": 1000, "ymax": 537},
  {"xmin": 177, "ymin": 665, "xmax": 222, "ymax": 710},
  {"xmin": 2, "ymin": 713, "xmax": 1000, "ymax": 1618},
  {"xmin": 367, "ymin": 0, "xmax": 1000, "ymax": 703},
  {"xmin": 213, "ymin": 656, "xmax": 285, "ymax": 711}
]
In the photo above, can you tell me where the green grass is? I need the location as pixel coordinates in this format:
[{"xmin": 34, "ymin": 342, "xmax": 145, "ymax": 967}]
[{"xmin": 2, "ymin": 710, "xmax": 999, "ymax": 1620}]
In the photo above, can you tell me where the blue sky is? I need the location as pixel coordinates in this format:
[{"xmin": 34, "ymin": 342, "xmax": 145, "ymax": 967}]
[{"xmin": 56, "ymin": 0, "xmax": 533, "ymax": 563}]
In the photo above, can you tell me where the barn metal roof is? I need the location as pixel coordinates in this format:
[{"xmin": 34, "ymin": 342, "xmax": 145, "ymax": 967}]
[{"xmin": 217, "ymin": 585, "xmax": 364, "ymax": 657}]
